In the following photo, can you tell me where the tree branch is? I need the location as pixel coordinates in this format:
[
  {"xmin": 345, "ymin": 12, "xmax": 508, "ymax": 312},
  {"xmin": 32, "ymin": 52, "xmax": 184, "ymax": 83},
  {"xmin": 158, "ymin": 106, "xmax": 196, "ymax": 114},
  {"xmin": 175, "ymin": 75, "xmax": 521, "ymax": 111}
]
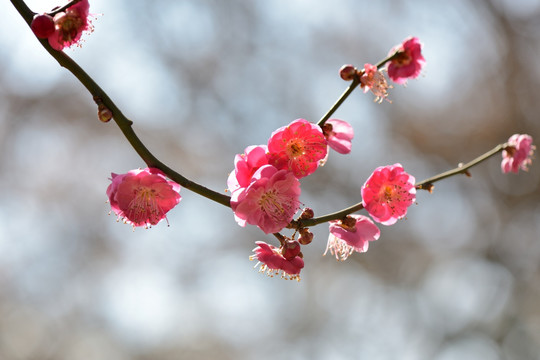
[
  {"xmin": 10, "ymin": 0, "xmax": 231, "ymax": 208},
  {"xmin": 295, "ymin": 142, "xmax": 508, "ymax": 228}
]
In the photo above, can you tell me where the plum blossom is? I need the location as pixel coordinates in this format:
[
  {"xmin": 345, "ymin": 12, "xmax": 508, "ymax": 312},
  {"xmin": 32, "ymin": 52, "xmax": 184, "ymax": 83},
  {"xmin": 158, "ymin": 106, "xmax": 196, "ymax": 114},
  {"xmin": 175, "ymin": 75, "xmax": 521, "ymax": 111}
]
[
  {"xmin": 501, "ymin": 134, "xmax": 535, "ymax": 173},
  {"xmin": 360, "ymin": 63, "xmax": 391, "ymax": 103},
  {"xmin": 387, "ymin": 37, "xmax": 425, "ymax": 84},
  {"xmin": 250, "ymin": 241, "xmax": 304, "ymax": 281},
  {"xmin": 48, "ymin": 0, "xmax": 92, "ymax": 50},
  {"xmin": 323, "ymin": 119, "xmax": 354, "ymax": 154},
  {"xmin": 361, "ymin": 163, "xmax": 416, "ymax": 225},
  {"xmin": 227, "ymin": 145, "xmax": 269, "ymax": 193},
  {"xmin": 267, "ymin": 119, "xmax": 327, "ymax": 178},
  {"xmin": 107, "ymin": 168, "xmax": 181, "ymax": 228},
  {"xmin": 230, "ymin": 165, "xmax": 301, "ymax": 234},
  {"xmin": 325, "ymin": 215, "xmax": 380, "ymax": 261}
]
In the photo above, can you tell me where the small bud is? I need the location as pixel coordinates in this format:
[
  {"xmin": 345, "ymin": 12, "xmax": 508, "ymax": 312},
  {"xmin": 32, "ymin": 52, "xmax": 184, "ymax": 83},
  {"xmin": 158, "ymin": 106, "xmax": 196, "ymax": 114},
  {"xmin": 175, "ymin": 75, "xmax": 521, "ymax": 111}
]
[
  {"xmin": 457, "ymin": 162, "xmax": 472, "ymax": 177},
  {"xmin": 281, "ymin": 240, "xmax": 301, "ymax": 260},
  {"xmin": 339, "ymin": 64, "xmax": 357, "ymax": 81},
  {"xmin": 420, "ymin": 183, "xmax": 434, "ymax": 193},
  {"xmin": 31, "ymin": 14, "xmax": 55, "ymax": 39},
  {"xmin": 98, "ymin": 103, "xmax": 113, "ymax": 123},
  {"xmin": 299, "ymin": 207, "xmax": 314, "ymax": 220},
  {"xmin": 298, "ymin": 228, "xmax": 313, "ymax": 245}
]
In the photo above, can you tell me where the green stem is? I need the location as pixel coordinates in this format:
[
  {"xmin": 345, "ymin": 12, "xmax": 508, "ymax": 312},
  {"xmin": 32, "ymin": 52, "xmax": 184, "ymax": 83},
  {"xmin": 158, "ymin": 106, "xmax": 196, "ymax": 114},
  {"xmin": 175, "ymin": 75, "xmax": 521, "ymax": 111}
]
[{"xmin": 11, "ymin": 0, "xmax": 231, "ymax": 208}]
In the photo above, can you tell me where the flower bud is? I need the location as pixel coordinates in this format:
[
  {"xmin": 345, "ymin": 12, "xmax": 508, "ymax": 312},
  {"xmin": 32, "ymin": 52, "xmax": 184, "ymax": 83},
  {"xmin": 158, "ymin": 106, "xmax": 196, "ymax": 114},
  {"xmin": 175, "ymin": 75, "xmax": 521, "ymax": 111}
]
[
  {"xmin": 299, "ymin": 207, "xmax": 314, "ymax": 220},
  {"xmin": 281, "ymin": 240, "xmax": 301, "ymax": 260},
  {"xmin": 339, "ymin": 64, "xmax": 357, "ymax": 81},
  {"xmin": 298, "ymin": 228, "xmax": 313, "ymax": 245},
  {"xmin": 98, "ymin": 104, "xmax": 113, "ymax": 123},
  {"xmin": 31, "ymin": 14, "xmax": 55, "ymax": 39}
]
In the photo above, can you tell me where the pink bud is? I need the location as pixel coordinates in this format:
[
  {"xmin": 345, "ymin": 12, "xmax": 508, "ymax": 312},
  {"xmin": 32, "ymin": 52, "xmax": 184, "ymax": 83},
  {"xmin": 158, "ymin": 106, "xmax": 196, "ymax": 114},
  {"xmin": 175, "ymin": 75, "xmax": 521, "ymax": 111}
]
[
  {"xmin": 339, "ymin": 64, "xmax": 357, "ymax": 81},
  {"xmin": 31, "ymin": 14, "xmax": 55, "ymax": 39},
  {"xmin": 281, "ymin": 240, "xmax": 301, "ymax": 260},
  {"xmin": 298, "ymin": 228, "xmax": 313, "ymax": 245},
  {"xmin": 299, "ymin": 207, "xmax": 314, "ymax": 219},
  {"xmin": 98, "ymin": 104, "xmax": 113, "ymax": 123}
]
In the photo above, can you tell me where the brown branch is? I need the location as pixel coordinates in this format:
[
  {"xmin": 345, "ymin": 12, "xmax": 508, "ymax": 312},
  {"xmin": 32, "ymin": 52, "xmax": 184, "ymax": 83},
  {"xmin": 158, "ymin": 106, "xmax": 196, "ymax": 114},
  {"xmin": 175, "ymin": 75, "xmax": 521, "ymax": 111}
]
[{"xmin": 10, "ymin": 0, "xmax": 231, "ymax": 208}]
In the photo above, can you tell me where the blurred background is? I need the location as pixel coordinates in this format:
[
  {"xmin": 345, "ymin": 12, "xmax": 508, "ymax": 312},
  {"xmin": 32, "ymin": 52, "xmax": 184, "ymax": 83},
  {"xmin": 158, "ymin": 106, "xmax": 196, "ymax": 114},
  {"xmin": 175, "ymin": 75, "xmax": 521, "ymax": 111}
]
[{"xmin": 1, "ymin": 0, "xmax": 539, "ymax": 359}]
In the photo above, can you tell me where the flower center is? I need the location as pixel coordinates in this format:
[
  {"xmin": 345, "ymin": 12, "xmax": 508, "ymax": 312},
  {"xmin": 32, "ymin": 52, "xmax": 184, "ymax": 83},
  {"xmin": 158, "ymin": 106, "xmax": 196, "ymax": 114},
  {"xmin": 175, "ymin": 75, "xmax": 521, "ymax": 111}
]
[
  {"xmin": 383, "ymin": 185, "xmax": 395, "ymax": 201},
  {"xmin": 258, "ymin": 190, "xmax": 286, "ymax": 219},
  {"xmin": 394, "ymin": 51, "xmax": 412, "ymax": 66},
  {"xmin": 126, "ymin": 187, "xmax": 162, "ymax": 225},
  {"xmin": 56, "ymin": 11, "xmax": 85, "ymax": 42},
  {"xmin": 287, "ymin": 140, "xmax": 304, "ymax": 158},
  {"xmin": 504, "ymin": 145, "xmax": 516, "ymax": 157}
]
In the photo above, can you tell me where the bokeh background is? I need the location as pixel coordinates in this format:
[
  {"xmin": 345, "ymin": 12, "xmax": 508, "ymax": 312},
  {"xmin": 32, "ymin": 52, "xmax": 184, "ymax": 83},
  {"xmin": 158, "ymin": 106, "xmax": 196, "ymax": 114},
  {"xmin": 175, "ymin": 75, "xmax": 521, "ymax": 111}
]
[{"xmin": 1, "ymin": 0, "xmax": 539, "ymax": 359}]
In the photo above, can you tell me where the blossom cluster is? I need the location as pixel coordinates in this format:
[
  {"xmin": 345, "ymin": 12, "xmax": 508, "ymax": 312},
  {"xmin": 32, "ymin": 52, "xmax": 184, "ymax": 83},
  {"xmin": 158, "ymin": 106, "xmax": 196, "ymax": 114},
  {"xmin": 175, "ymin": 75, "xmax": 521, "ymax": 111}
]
[
  {"xmin": 11, "ymin": 0, "xmax": 538, "ymax": 283},
  {"xmin": 227, "ymin": 37, "xmax": 427, "ymax": 279},
  {"xmin": 341, "ymin": 37, "xmax": 426, "ymax": 103},
  {"xmin": 228, "ymin": 119, "xmax": 333, "ymax": 234},
  {"xmin": 95, "ymin": 33, "xmax": 534, "ymax": 282},
  {"xmin": 31, "ymin": 0, "xmax": 92, "ymax": 50}
]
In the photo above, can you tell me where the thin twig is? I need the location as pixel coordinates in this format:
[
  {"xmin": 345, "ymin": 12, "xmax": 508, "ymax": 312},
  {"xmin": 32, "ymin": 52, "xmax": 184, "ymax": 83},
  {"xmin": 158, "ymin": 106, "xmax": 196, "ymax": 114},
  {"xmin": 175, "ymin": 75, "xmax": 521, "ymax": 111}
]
[
  {"xmin": 296, "ymin": 142, "xmax": 507, "ymax": 228},
  {"xmin": 10, "ymin": 0, "xmax": 232, "ymax": 208}
]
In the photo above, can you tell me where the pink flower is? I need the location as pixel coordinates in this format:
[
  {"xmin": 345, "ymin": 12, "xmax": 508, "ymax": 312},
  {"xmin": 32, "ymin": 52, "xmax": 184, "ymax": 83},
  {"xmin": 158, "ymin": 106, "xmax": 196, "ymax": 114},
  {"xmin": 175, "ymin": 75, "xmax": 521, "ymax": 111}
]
[
  {"xmin": 48, "ymin": 0, "xmax": 92, "ymax": 50},
  {"xmin": 501, "ymin": 134, "xmax": 535, "ymax": 173},
  {"xmin": 107, "ymin": 168, "xmax": 181, "ymax": 228},
  {"xmin": 230, "ymin": 165, "xmax": 301, "ymax": 234},
  {"xmin": 387, "ymin": 37, "xmax": 425, "ymax": 85},
  {"xmin": 323, "ymin": 119, "xmax": 354, "ymax": 154},
  {"xmin": 227, "ymin": 145, "xmax": 269, "ymax": 193},
  {"xmin": 267, "ymin": 119, "xmax": 328, "ymax": 178},
  {"xmin": 325, "ymin": 215, "xmax": 380, "ymax": 260},
  {"xmin": 361, "ymin": 164, "xmax": 416, "ymax": 225},
  {"xmin": 250, "ymin": 241, "xmax": 304, "ymax": 281},
  {"xmin": 360, "ymin": 63, "xmax": 391, "ymax": 103}
]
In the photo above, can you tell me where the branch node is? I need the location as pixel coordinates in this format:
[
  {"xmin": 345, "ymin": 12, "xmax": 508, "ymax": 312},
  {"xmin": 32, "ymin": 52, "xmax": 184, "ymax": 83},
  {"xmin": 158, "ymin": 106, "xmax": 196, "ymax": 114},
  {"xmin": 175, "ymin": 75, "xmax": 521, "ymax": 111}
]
[{"xmin": 417, "ymin": 182, "xmax": 434, "ymax": 193}]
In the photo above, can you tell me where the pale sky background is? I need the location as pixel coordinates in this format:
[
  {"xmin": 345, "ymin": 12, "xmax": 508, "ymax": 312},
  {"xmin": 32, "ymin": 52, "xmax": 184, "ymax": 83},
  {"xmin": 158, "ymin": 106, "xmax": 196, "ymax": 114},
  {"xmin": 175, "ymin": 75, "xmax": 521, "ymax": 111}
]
[{"xmin": 1, "ymin": 0, "xmax": 539, "ymax": 359}]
